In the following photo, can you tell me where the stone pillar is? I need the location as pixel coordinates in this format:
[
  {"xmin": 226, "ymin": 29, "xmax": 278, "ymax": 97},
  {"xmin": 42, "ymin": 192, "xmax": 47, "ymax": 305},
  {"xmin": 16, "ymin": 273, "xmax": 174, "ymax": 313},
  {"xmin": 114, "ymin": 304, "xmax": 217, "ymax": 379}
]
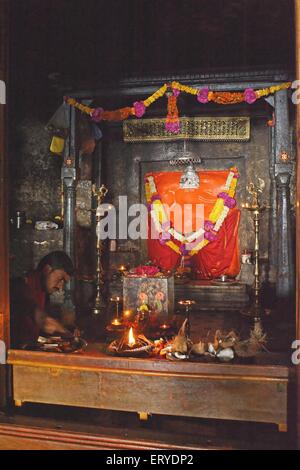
[
  {"xmin": 274, "ymin": 89, "xmax": 295, "ymax": 299},
  {"xmin": 62, "ymin": 105, "xmax": 77, "ymax": 309},
  {"xmin": 295, "ymin": 0, "xmax": 300, "ymax": 449},
  {"xmin": 275, "ymin": 89, "xmax": 291, "ymax": 160},
  {"xmin": 268, "ymin": 125, "xmax": 278, "ymax": 283},
  {"xmin": 63, "ymin": 168, "xmax": 76, "ymax": 262},
  {"xmin": 276, "ymin": 172, "xmax": 295, "ymax": 298}
]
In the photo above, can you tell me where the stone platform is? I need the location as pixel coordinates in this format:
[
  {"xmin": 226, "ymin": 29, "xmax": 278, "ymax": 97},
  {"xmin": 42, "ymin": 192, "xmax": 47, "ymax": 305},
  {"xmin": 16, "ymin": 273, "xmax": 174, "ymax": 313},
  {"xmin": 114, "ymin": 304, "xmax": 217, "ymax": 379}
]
[
  {"xmin": 175, "ymin": 279, "xmax": 250, "ymax": 311},
  {"xmin": 108, "ymin": 278, "xmax": 250, "ymax": 312}
]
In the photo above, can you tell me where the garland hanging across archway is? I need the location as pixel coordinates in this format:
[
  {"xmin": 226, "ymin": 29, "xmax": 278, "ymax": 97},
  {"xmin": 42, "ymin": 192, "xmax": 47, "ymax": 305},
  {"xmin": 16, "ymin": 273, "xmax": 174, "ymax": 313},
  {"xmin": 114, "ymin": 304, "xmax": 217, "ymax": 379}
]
[{"xmin": 65, "ymin": 81, "xmax": 291, "ymax": 134}]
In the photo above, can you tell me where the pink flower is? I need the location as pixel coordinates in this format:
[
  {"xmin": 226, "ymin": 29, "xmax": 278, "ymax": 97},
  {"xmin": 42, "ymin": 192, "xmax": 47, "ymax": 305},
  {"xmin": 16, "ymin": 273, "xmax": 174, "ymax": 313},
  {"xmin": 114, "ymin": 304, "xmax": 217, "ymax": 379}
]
[
  {"xmin": 204, "ymin": 231, "xmax": 217, "ymax": 242},
  {"xmin": 151, "ymin": 194, "xmax": 160, "ymax": 202},
  {"xmin": 172, "ymin": 88, "xmax": 180, "ymax": 97},
  {"xmin": 224, "ymin": 196, "xmax": 236, "ymax": 209},
  {"xmin": 217, "ymin": 192, "xmax": 228, "ymax": 200},
  {"xmin": 204, "ymin": 220, "xmax": 214, "ymax": 231},
  {"xmin": 180, "ymin": 244, "xmax": 189, "ymax": 256},
  {"xmin": 244, "ymin": 88, "xmax": 257, "ymax": 104},
  {"xmin": 91, "ymin": 107, "xmax": 104, "ymax": 122},
  {"xmin": 133, "ymin": 101, "xmax": 146, "ymax": 118},
  {"xmin": 217, "ymin": 192, "xmax": 236, "ymax": 209},
  {"xmin": 165, "ymin": 121, "xmax": 180, "ymax": 134},
  {"xmin": 133, "ymin": 265, "xmax": 160, "ymax": 276},
  {"xmin": 197, "ymin": 87, "xmax": 209, "ymax": 104}
]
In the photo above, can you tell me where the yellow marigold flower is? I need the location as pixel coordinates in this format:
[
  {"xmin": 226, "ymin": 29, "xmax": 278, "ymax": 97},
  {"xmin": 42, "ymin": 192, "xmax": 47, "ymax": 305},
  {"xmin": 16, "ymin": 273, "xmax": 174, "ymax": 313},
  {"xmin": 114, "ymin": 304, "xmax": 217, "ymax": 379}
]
[
  {"xmin": 167, "ymin": 241, "xmax": 180, "ymax": 254},
  {"xmin": 259, "ymin": 88, "xmax": 269, "ymax": 96},
  {"xmin": 210, "ymin": 200, "xmax": 224, "ymax": 222}
]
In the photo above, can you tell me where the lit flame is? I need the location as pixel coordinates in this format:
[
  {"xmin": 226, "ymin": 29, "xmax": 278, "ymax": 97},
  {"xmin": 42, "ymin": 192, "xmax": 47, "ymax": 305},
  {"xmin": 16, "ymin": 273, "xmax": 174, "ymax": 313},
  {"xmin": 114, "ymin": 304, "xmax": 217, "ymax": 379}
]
[{"xmin": 128, "ymin": 327, "xmax": 136, "ymax": 347}]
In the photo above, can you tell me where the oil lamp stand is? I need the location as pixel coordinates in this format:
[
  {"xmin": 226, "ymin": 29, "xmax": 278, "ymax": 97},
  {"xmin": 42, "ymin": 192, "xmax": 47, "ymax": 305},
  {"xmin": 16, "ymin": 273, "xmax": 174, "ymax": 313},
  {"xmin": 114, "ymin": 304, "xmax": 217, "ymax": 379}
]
[
  {"xmin": 241, "ymin": 180, "xmax": 268, "ymax": 320},
  {"xmin": 110, "ymin": 296, "xmax": 122, "ymax": 325},
  {"xmin": 92, "ymin": 184, "xmax": 108, "ymax": 315}
]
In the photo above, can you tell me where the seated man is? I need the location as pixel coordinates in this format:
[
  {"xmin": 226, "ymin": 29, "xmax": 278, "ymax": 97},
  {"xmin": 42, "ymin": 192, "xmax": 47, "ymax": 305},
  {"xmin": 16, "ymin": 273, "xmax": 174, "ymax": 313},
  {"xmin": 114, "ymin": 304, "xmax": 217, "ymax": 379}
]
[{"xmin": 10, "ymin": 251, "xmax": 74, "ymax": 348}]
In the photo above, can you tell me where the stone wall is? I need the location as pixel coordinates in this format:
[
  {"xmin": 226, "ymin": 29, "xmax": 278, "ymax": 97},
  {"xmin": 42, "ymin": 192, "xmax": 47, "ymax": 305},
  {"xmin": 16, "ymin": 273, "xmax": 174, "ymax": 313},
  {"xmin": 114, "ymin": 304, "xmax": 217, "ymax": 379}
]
[
  {"xmin": 9, "ymin": 118, "xmax": 61, "ymax": 221},
  {"xmin": 8, "ymin": 87, "xmax": 295, "ymax": 300},
  {"xmin": 101, "ymin": 105, "xmax": 278, "ymax": 284},
  {"xmin": 9, "ymin": 117, "xmax": 63, "ymax": 276}
]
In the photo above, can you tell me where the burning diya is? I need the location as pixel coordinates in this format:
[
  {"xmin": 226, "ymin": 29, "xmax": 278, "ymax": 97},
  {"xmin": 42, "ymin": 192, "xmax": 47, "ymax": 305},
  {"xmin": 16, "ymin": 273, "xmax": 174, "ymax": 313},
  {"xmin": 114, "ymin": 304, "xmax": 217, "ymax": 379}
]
[
  {"xmin": 107, "ymin": 327, "xmax": 154, "ymax": 357},
  {"xmin": 157, "ymin": 322, "xmax": 175, "ymax": 339}
]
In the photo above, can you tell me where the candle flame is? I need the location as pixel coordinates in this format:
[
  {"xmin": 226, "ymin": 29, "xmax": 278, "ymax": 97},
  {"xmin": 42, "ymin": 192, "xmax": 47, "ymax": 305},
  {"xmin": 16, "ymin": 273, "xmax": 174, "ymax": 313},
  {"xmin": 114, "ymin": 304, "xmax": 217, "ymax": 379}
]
[{"xmin": 128, "ymin": 327, "xmax": 136, "ymax": 347}]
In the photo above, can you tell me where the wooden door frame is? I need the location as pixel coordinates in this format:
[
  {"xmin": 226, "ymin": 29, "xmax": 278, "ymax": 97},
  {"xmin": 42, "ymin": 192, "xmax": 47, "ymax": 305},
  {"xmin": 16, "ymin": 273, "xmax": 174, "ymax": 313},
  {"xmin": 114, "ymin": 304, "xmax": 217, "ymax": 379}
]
[
  {"xmin": 0, "ymin": 0, "xmax": 299, "ymax": 447},
  {"xmin": 295, "ymin": 0, "xmax": 300, "ymax": 450},
  {"xmin": 0, "ymin": 0, "xmax": 9, "ymax": 348},
  {"xmin": 0, "ymin": 0, "xmax": 9, "ymax": 409}
]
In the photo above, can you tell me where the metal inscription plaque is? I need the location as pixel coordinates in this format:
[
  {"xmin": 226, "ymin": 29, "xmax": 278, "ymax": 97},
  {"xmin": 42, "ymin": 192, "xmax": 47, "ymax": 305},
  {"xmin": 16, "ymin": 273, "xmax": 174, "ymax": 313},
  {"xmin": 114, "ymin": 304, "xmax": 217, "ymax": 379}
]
[{"xmin": 123, "ymin": 117, "xmax": 250, "ymax": 142}]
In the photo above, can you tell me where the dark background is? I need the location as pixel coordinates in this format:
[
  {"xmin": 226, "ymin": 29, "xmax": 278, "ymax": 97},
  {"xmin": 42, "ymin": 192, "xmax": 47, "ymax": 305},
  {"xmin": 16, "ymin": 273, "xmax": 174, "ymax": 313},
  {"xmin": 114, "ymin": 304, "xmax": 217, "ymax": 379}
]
[{"xmin": 9, "ymin": 0, "xmax": 295, "ymax": 116}]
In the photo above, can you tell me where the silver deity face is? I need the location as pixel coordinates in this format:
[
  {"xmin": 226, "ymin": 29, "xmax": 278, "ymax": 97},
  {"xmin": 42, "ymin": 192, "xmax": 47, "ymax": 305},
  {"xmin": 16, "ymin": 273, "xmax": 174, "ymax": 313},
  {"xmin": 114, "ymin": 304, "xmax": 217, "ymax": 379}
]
[{"xmin": 179, "ymin": 164, "xmax": 200, "ymax": 189}]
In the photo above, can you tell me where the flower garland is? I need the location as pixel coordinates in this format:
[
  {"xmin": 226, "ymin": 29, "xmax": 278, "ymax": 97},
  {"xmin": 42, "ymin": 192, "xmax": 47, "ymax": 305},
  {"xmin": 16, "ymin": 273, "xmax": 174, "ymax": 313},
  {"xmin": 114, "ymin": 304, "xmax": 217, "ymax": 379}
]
[
  {"xmin": 65, "ymin": 81, "xmax": 291, "ymax": 134},
  {"xmin": 144, "ymin": 167, "xmax": 239, "ymax": 257},
  {"xmin": 165, "ymin": 88, "xmax": 180, "ymax": 133}
]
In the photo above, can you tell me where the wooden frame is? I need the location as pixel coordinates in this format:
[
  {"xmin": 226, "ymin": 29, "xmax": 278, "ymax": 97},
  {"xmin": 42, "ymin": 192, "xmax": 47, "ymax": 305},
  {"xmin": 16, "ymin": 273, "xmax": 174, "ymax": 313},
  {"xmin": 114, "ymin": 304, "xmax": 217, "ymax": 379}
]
[
  {"xmin": 295, "ymin": 0, "xmax": 300, "ymax": 450},
  {"xmin": 0, "ymin": 0, "xmax": 9, "ymax": 410},
  {"xmin": 0, "ymin": 2, "xmax": 299, "ymax": 448},
  {"xmin": 0, "ymin": 424, "xmax": 202, "ymax": 450},
  {"xmin": 7, "ymin": 348, "xmax": 291, "ymax": 432},
  {"xmin": 0, "ymin": 0, "xmax": 9, "ymax": 348}
]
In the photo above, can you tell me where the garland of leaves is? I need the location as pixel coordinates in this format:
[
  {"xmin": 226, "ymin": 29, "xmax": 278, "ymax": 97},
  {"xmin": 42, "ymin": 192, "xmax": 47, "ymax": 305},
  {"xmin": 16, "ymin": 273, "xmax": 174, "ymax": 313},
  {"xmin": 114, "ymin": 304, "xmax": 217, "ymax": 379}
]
[{"xmin": 65, "ymin": 81, "xmax": 291, "ymax": 134}]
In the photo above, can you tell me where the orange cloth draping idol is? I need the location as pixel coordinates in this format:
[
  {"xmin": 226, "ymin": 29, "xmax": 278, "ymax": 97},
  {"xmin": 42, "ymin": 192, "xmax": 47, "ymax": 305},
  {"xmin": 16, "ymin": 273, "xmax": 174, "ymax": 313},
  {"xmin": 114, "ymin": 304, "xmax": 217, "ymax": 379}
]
[{"xmin": 146, "ymin": 171, "xmax": 240, "ymax": 279}]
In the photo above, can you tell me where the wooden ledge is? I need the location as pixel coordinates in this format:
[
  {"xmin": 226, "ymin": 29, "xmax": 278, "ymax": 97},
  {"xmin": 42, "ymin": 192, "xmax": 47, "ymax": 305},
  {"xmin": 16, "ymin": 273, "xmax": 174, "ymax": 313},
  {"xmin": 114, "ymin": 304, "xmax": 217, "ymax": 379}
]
[
  {"xmin": 0, "ymin": 423, "xmax": 213, "ymax": 450},
  {"xmin": 8, "ymin": 348, "xmax": 292, "ymax": 380}
]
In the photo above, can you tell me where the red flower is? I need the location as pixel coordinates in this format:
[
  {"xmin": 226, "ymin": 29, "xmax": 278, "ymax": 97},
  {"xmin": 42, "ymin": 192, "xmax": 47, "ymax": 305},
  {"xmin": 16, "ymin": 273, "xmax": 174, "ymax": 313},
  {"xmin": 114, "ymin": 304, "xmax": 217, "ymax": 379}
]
[{"xmin": 133, "ymin": 265, "xmax": 161, "ymax": 276}]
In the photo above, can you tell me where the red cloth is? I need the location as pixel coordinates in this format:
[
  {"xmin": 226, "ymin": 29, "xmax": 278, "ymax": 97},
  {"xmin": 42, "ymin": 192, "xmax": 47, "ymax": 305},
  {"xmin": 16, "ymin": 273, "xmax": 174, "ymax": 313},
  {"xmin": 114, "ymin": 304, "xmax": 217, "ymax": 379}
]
[
  {"xmin": 25, "ymin": 270, "xmax": 47, "ymax": 311},
  {"xmin": 191, "ymin": 208, "xmax": 240, "ymax": 279},
  {"xmin": 10, "ymin": 270, "xmax": 47, "ymax": 347},
  {"xmin": 146, "ymin": 171, "xmax": 240, "ymax": 279}
]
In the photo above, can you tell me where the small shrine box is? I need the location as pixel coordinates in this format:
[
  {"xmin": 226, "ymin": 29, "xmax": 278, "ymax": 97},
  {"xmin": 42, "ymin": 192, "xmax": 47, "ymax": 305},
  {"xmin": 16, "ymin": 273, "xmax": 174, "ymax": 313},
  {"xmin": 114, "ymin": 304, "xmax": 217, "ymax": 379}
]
[{"xmin": 123, "ymin": 275, "xmax": 174, "ymax": 322}]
